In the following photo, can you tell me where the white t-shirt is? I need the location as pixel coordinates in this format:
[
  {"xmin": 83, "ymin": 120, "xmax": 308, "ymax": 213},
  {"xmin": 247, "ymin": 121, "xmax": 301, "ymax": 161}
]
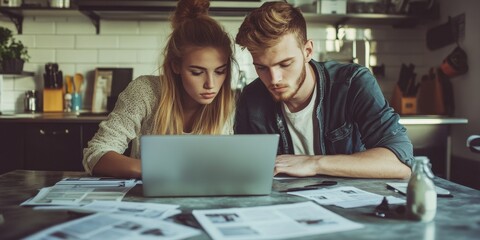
[{"xmin": 282, "ymin": 86, "xmax": 320, "ymax": 155}]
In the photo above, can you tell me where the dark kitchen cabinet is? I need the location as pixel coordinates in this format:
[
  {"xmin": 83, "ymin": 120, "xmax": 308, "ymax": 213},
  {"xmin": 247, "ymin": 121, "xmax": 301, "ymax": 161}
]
[
  {"xmin": 0, "ymin": 123, "xmax": 24, "ymax": 174},
  {"xmin": 24, "ymin": 123, "xmax": 84, "ymax": 171},
  {"xmin": 0, "ymin": 118, "xmax": 137, "ymax": 174},
  {"xmin": 0, "ymin": 120, "xmax": 103, "ymax": 174}
]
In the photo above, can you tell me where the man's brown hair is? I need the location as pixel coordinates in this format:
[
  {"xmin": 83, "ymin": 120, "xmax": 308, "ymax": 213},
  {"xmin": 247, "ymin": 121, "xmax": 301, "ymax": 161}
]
[{"xmin": 235, "ymin": 1, "xmax": 307, "ymax": 53}]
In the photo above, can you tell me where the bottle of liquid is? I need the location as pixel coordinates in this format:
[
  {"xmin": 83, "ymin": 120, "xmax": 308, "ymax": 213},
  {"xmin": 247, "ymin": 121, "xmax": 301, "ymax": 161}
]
[
  {"xmin": 237, "ymin": 70, "xmax": 247, "ymax": 89},
  {"xmin": 64, "ymin": 93, "xmax": 72, "ymax": 112},
  {"xmin": 406, "ymin": 156, "xmax": 437, "ymax": 221}
]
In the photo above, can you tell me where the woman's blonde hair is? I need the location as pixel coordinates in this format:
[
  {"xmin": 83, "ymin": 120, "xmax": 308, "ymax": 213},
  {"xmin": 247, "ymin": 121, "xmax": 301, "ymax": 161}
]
[
  {"xmin": 236, "ymin": 1, "xmax": 307, "ymax": 53},
  {"xmin": 153, "ymin": 0, "xmax": 235, "ymax": 135}
]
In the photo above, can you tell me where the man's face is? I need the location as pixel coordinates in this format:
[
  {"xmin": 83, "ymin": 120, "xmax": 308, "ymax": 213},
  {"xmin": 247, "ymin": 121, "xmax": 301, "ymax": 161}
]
[{"xmin": 251, "ymin": 33, "xmax": 312, "ymax": 102}]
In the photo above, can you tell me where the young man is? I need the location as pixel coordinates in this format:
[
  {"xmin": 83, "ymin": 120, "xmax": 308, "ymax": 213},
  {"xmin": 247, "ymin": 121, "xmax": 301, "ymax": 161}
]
[{"xmin": 234, "ymin": 1, "xmax": 413, "ymax": 179}]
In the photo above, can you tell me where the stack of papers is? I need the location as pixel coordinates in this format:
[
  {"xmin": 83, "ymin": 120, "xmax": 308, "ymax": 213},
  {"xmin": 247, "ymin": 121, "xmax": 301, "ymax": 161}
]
[
  {"xmin": 193, "ymin": 201, "xmax": 363, "ymax": 240},
  {"xmin": 22, "ymin": 178, "xmax": 202, "ymax": 240},
  {"xmin": 21, "ymin": 177, "xmax": 139, "ymax": 206},
  {"xmin": 288, "ymin": 186, "xmax": 405, "ymax": 208}
]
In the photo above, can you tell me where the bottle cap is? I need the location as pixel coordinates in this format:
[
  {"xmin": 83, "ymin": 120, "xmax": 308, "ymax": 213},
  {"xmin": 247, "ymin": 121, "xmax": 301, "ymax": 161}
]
[{"xmin": 414, "ymin": 156, "xmax": 430, "ymax": 164}]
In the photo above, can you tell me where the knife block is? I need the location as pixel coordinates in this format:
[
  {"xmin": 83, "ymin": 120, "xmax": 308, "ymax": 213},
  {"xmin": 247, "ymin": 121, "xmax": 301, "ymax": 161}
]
[
  {"xmin": 391, "ymin": 85, "xmax": 417, "ymax": 115},
  {"xmin": 43, "ymin": 89, "xmax": 63, "ymax": 112},
  {"xmin": 416, "ymin": 68, "xmax": 450, "ymax": 115}
]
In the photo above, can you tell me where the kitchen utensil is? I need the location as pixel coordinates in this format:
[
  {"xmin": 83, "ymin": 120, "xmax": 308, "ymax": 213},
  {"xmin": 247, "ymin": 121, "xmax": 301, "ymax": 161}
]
[
  {"xmin": 440, "ymin": 46, "xmax": 468, "ymax": 77},
  {"xmin": 45, "ymin": 62, "xmax": 58, "ymax": 73},
  {"xmin": 73, "ymin": 73, "xmax": 84, "ymax": 93},
  {"xmin": 44, "ymin": 63, "xmax": 62, "ymax": 89},
  {"xmin": 426, "ymin": 14, "xmax": 462, "ymax": 51},
  {"xmin": 64, "ymin": 75, "xmax": 74, "ymax": 93}
]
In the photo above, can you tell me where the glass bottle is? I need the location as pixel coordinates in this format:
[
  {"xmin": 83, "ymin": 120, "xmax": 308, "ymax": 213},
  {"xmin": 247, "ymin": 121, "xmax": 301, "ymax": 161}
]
[
  {"xmin": 406, "ymin": 156, "xmax": 437, "ymax": 221},
  {"xmin": 64, "ymin": 93, "xmax": 72, "ymax": 112}
]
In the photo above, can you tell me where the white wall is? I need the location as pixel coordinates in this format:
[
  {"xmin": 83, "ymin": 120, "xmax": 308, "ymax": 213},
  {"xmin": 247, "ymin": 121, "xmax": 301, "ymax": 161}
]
[
  {"xmin": 423, "ymin": 0, "xmax": 480, "ymax": 162},
  {"xmin": 1, "ymin": 14, "xmax": 427, "ymax": 114}
]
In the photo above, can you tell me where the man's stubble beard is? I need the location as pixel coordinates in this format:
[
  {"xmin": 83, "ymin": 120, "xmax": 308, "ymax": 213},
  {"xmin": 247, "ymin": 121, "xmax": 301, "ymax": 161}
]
[{"xmin": 272, "ymin": 64, "xmax": 306, "ymax": 102}]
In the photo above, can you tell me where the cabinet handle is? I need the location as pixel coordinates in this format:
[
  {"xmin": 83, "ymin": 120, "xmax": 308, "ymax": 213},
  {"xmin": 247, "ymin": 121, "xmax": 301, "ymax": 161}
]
[{"xmin": 39, "ymin": 129, "xmax": 70, "ymax": 135}]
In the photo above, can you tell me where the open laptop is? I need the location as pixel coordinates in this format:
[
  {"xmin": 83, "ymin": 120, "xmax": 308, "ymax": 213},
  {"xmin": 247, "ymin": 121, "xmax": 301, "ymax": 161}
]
[{"xmin": 141, "ymin": 134, "xmax": 279, "ymax": 197}]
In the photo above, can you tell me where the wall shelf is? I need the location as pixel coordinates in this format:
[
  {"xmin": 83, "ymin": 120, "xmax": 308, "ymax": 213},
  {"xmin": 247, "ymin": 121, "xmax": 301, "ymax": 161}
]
[
  {"xmin": 1, "ymin": 3, "xmax": 437, "ymax": 35},
  {"xmin": 303, "ymin": 13, "xmax": 432, "ymax": 28},
  {"xmin": 0, "ymin": 7, "xmax": 85, "ymax": 34},
  {"xmin": 0, "ymin": 71, "xmax": 35, "ymax": 77}
]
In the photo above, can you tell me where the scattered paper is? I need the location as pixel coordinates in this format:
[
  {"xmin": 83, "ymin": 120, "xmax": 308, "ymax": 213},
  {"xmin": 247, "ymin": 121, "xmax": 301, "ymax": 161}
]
[
  {"xmin": 386, "ymin": 182, "xmax": 451, "ymax": 196},
  {"xmin": 193, "ymin": 201, "xmax": 363, "ymax": 240},
  {"xmin": 34, "ymin": 200, "xmax": 181, "ymax": 220},
  {"xmin": 24, "ymin": 213, "xmax": 201, "ymax": 240},
  {"xmin": 57, "ymin": 177, "xmax": 138, "ymax": 187},
  {"xmin": 21, "ymin": 179, "xmax": 136, "ymax": 206},
  {"xmin": 288, "ymin": 186, "xmax": 405, "ymax": 208}
]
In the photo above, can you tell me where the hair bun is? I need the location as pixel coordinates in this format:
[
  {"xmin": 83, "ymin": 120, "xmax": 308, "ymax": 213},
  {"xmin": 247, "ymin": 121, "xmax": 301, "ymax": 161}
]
[{"xmin": 172, "ymin": 0, "xmax": 210, "ymax": 28}]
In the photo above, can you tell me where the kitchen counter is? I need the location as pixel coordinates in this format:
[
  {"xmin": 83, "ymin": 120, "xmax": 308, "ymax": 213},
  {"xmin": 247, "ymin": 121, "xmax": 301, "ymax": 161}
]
[
  {"xmin": 0, "ymin": 112, "xmax": 468, "ymax": 124},
  {"xmin": 396, "ymin": 116, "xmax": 468, "ymax": 180},
  {"xmin": 0, "ymin": 112, "xmax": 108, "ymax": 123},
  {"xmin": 399, "ymin": 116, "xmax": 468, "ymax": 125}
]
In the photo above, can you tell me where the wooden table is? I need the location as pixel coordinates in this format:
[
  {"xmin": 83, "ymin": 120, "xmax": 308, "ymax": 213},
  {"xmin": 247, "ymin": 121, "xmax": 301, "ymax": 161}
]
[{"xmin": 0, "ymin": 170, "xmax": 479, "ymax": 240}]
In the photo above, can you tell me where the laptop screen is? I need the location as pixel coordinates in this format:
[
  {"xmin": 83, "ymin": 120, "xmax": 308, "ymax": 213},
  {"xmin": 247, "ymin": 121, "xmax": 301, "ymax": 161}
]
[{"xmin": 141, "ymin": 134, "xmax": 279, "ymax": 197}]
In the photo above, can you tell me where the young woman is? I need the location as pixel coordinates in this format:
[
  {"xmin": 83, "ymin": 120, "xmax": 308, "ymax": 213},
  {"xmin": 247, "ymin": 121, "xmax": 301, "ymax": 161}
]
[{"xmin": 83, "ymin": 0, "xmax": 235, "ymax": 178}]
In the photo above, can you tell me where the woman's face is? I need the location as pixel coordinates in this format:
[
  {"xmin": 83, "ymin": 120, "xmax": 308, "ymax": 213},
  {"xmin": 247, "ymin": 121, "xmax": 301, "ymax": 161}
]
[{"xmin": 176, "ymin": 46, "xmax": 229, "ymax": 108}]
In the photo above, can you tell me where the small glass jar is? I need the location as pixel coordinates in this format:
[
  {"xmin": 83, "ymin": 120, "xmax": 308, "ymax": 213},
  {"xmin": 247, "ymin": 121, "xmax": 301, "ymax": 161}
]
[{"xmin": 24, "ymin": 90, "xmax": 38, "ymax": 113}]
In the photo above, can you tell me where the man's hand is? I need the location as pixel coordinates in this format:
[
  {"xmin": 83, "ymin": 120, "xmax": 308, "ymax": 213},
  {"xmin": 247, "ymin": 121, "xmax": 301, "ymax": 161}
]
[{"xmin": 274, "ymin": 155, "xmax": 320, "ymax": 177}]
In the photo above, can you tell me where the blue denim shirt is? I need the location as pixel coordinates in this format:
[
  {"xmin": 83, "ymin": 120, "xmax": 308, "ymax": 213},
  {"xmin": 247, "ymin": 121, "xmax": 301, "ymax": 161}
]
[{"xmin": 235, "ymin": 60, "xmax": 414, "ymax": 167}]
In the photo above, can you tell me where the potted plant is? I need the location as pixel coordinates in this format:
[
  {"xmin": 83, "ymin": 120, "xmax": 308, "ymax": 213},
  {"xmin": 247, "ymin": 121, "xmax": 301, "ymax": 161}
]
[{"xmin": 0, "ymin": 27, "xmax": 30, "ymax": 74}]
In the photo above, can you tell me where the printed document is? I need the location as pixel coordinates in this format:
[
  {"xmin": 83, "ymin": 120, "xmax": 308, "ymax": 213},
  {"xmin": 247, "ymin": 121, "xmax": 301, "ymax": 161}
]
[
  {"xmin": 288, "ymin": 186, "xmax": 405, "ymax": 208},
  {"xmin": 25, "ymin": 213, "xmax": 201, "ymax": 240},
  {"xmin": 34, "ymin": 200, "xmax": 181, "ymax": 220},
  {"xmin": 56, "ymin": 177, "xmax": 138, "ymax": 187},
  {"xmin": 21, "ymin": 178, "xmax": 137, "ymax": 206},
  {"xmin": 193, "ymin": 201, "xmax": 363, "ymax": 240}
]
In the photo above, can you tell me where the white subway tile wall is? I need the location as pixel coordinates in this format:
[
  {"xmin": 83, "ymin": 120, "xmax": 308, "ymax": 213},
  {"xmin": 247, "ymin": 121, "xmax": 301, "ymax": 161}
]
[{"xmin": 0, "ymin": 17, "xmax": 427, "ymax": 112}]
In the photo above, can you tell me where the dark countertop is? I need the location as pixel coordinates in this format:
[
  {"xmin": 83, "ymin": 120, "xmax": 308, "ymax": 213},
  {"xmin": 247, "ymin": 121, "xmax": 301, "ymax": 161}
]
[
  {"xmin": 0, "ymin": 112, "xmax": 469, "ymax": 125},
  {"xmin": 398, "ymin": 116, "xmax": 468, "ymax": 125},
  {"xmin": 0, "ymin": 112, "xmax": 108, "ymax": 123},
  {"xmin": 1, "ymin": 170, "xmax": 479, "ymax": 240}
]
